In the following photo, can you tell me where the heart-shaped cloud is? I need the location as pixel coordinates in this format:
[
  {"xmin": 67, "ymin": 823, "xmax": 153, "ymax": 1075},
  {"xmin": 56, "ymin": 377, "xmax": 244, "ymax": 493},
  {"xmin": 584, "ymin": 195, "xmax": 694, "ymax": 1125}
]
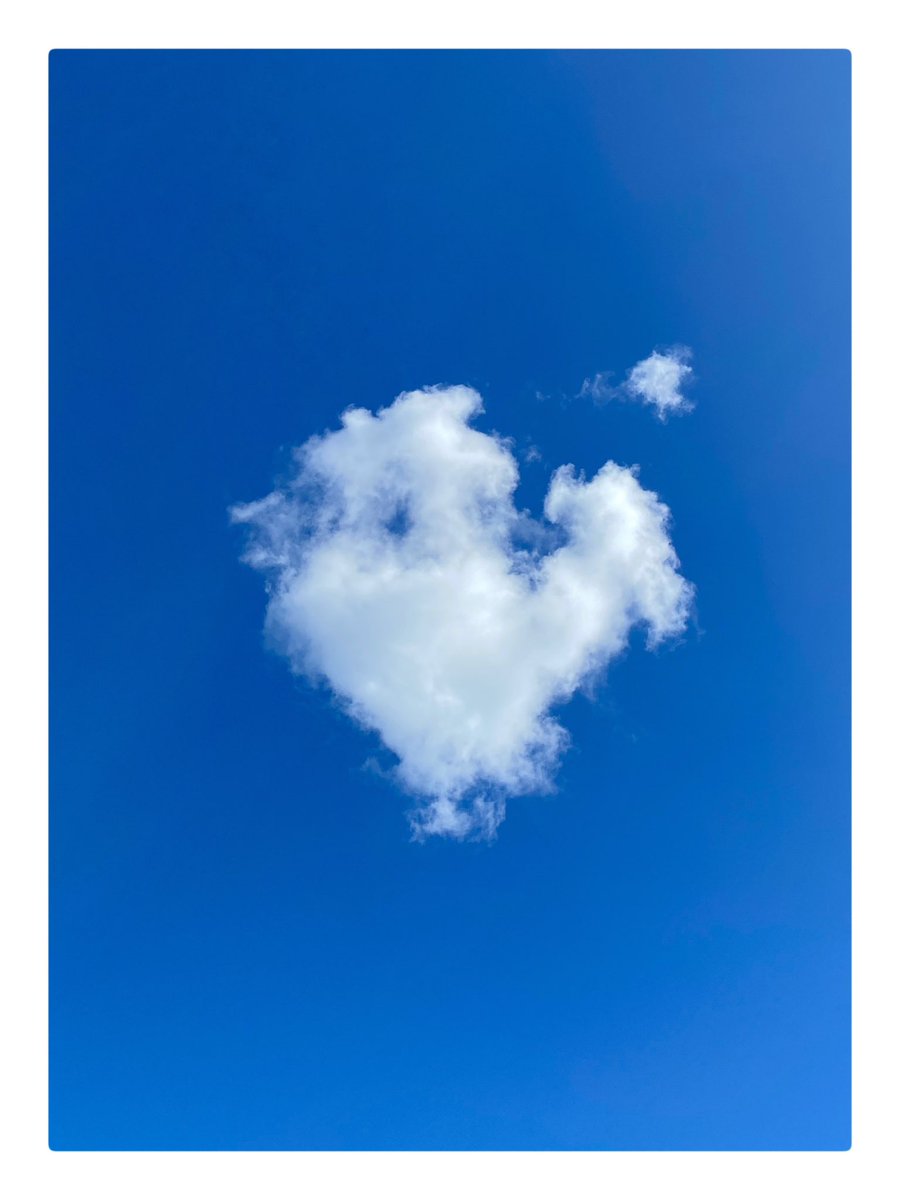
[{"xmin": 232, "ymin": 386, "xmax": 693, "ymax": 839}]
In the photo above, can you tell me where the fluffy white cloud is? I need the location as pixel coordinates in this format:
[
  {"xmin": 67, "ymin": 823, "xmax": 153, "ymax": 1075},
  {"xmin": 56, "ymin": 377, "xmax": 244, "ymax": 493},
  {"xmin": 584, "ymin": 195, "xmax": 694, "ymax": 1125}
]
[
  {"xmin": 232, "ymin": 386, "xmax": 693, "ymax": 840},
  {"xmin": 624, "ymin": 347, "xmax": 694, "ymax": 418}
]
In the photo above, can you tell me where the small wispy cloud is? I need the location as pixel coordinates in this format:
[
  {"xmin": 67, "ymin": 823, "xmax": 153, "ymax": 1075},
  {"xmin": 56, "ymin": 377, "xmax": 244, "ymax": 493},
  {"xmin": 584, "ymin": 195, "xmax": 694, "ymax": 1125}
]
[
  {"xmin": 623, "ymin": 347, "xmax": 694, "ymax": 419},
  {"xmin": 576, "ymin": 347, "xmax": 695, "ymax": 421},
  {"xmin": 232, "ymin": 386, "xmax": 694, "ymax": 841},
  {"xmin": 577, "ymin": 371, "xmax": 616, "ymax": 405}
]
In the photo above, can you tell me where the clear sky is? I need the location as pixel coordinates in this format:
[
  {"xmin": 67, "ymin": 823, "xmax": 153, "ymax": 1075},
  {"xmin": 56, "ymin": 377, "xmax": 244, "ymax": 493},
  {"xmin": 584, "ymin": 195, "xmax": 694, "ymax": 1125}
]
[{"xmin": 50, "ymin": 50, "xmax": 850, "ymax": 1150}]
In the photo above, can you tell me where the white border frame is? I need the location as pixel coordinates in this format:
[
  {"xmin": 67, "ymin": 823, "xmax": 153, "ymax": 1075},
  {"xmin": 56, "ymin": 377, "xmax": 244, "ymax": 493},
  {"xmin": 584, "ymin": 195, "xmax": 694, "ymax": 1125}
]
[{"xmin": 3, "ymin": 4, "xmax": 895, "ymax": 1196}]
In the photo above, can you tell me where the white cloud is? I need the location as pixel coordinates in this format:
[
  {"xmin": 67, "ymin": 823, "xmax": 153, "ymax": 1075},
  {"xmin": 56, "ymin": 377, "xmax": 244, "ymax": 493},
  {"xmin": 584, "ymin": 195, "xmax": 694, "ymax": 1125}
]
[
  {"xmin": 623, "ymin": 347, "xmax": 694, "ymax": 418},
  {"xmin": 577, "ymin": 372, "xmax": 615, "ymax": 404},
  {"xmin": 232, "ymin": 386, "xmax": 693, "ymax": 840}
]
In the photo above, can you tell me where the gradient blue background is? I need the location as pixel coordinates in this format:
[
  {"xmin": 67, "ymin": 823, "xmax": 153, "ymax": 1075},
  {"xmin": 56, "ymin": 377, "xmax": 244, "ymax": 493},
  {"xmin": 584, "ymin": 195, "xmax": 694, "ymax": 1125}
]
[{"xmin": 50, "ymin": 50, "xmax": 850, "ymax": 1149}]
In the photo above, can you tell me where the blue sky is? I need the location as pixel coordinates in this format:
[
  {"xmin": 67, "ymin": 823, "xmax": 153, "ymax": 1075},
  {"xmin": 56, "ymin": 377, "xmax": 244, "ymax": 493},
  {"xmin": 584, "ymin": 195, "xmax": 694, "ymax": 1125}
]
[{"xmin": 50, "ymin": 50, "xmax": 850, "ymax": 1149}]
